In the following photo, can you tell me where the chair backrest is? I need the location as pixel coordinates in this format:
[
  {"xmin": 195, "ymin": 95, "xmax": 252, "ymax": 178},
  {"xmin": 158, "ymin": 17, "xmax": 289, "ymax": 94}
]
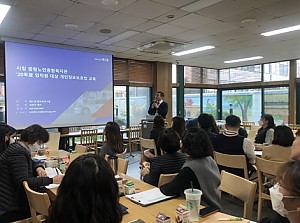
[
  {"xmin": 129, "ymin": 126, "xmax": 141, "ymax": 141},
  {"xmin": 116, "ymin": 147, "xmax": 127, "ymax": 159},
  {"xmin": 242, "ymin": 121, "xmax": 255, "ymax": 130},
  {"xmin": 46, "ymin": 132, "xmax": 61, "ymax": 151},
  {"xmin": 255, "ymin": 157, "xmax": 284, "ymax": 221},
  {"xmin": 117, "ymin": 158, "xmax": 129, "ymax": 174},
  {"xmin": 261, "ymin": 145, "xmax": 291, "ymax": 162},
  {"xmin": 219, "ymin": 170, "xmax": 257, "ymax": 220},
  {"xmin": 289, "ymin": 124, "xmax": 300, "ymax": 130},
  {"xmin": 105, "ymin": 156, "xmax": 129, "ymax": 174},
  {"xmin": 80, "ymin": 129, "xmax": 98, "ymax": 153},
  {"xmin": 213, "ymin": 151, "xmax": 249, "ymax": 179},
  {"xmin": 75, "ymin": 144, "xmax": 88, "ymax": 153},
  {"xmin": 23, "ymin": 181, "xmax": 51, "ymax": 223},
  {"xmin": 158, "ymin": 173, "xmax": 177, "ymax": 187},
  {"xmin": 140, "ymin": 137, "xmax": 157, "ymax": 163}
]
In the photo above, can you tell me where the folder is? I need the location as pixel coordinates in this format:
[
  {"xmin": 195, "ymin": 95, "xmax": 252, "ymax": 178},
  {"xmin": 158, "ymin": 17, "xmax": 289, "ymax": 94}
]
[{"xmin": 125, "ymin": 188, "xmax": 174, "ymax": 206}]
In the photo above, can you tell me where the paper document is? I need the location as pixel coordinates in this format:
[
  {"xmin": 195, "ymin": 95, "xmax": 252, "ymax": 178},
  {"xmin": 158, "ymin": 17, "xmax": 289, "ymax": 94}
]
[
  {"xmin": 126, "ymin": 188, "xmax": 174, "ymax": 206},
  {"xmin": 45, "ymin": 167, "xmax": 62, "ymax": 178}
]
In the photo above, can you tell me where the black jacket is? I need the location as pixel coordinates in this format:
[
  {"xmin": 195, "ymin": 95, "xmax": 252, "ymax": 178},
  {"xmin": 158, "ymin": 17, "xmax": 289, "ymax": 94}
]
[
  {"xmin": 148, "ymin": 101, "xmax": 168, "ymax": 119},
  {"xmin": 0, "ymin": 142, "xmax": 52, "ymax": 216}
]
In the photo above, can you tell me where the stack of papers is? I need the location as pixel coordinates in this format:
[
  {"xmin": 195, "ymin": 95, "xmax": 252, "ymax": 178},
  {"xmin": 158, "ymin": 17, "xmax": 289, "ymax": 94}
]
[{"xmin": 126, "ymin": 188, "xmax": 174, "ymax": 206}]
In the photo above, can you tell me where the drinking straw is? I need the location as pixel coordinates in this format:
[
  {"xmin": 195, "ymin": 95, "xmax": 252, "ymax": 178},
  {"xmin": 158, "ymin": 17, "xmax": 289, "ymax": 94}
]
[{"xmin": 190, "ymin": 181, "xmax": 194, "ymax": 193}]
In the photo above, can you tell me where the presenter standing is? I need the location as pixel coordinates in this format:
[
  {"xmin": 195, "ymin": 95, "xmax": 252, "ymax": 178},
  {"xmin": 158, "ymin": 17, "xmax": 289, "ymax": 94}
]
[{"xmin": 148, "ymin": 91, "xmax": 168, "ymax": 119}]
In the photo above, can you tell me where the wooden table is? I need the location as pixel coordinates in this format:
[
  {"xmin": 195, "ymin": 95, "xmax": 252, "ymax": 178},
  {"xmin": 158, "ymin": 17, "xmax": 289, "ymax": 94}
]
[{"xmin": 46, "ymin": 174, "xmax": 250, "ymax": 223}]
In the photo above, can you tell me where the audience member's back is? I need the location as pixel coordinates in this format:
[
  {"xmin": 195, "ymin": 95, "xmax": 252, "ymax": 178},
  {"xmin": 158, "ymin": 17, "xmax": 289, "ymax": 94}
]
[
  {"xmin": 197, "ymin": 113, "xmax": 217, "ymax": 144},
  {"xmin": 214, "ymin": 115, "xmax": 256, "ymax": 178},
  {"xmin": 149, "ymin": 115, "xmax": 165, "ymax": 156}
]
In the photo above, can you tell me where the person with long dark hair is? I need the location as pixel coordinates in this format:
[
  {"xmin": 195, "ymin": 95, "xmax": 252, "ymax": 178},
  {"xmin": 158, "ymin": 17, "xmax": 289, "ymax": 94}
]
[
  {"xmin": 160, "ymin": 128, "xmax": 222, "ymax": 211},
  {"xmin": 0, "ymin": 124, "xmax": 62, "ymax": 222},
  {"xmin": 47, "ymin": 154, "xmax": 122, "ymax": 223},
  {"xmin": 99, "ymin": 121, "xmax": 125, "ymax": 158},
  {"xmin": 171, "ymin": 116, "xmax": 185, "ymax": 139},
  {"xmin": 262, "ymin": 125, "xmax": 294, "ymax": 162},
  {"xmin": 255, "ymin": 114, "xmax": 276, "ymax": 144},
  {"xmin": 149, "ymin": 115, "xmax": 165, "ymax": 156}
]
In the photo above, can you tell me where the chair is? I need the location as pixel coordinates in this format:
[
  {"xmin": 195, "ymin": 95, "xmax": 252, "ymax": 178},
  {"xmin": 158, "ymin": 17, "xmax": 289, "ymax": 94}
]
[
  {"xmin": 117, "ymin": 158, "xmax": 129, "ymax": 174},
  {"xmin": 46, "ymin": 132, "xmax": 61, "ymax": 151},
  {"xmin": 123, "ymin": 126, "xmax": 141, "ymax": 156},
  {"xmin": 261, "ymin": 145, "xmax": 291, "ymax": 162},
  {"xmin": 75, "ymin": 144, "xmax": 88, "ymax": 153},
  {"xmin": 80, "ymin": 129, "xmax": 98, "ymax": 154},
  {"xmin": 140, "ymin": 137, "xmax": 158, "ymax": 164},
  {"xmin": 289, "ymin": 124, "xmax": 300, "ymax": 130},
  {"xmin": 104, "ymin": 155, "xmax": 129, "ymax": 174},
  {"xmin": 23, "ymin": 181, "xmax": 51, "ymax": 223},
  {"xmin": 242, "ymin": 121, "xmax": 255, "ymax": 130},
  {"xmin": 219, "ymin": 170, "xmax": 257, "ymax": 220},
  {"xmin": 158, "ymin": 173, "xmax": 177, "ymax": 187},
  {"xmin": 256, "ymin": 157, "xmax": 284, "ymax": 222},
  {"xmin": 213, "ymin": 151, "xmax": 250, "ymax": 179},
  {"xmin": 116, "ymin": 147, "xmax": 127, "ymax": 159}
]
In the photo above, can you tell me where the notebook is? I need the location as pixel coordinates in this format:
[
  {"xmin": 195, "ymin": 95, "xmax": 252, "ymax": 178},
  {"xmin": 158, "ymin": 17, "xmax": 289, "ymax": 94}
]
[{"xmin": 125, "ymin": 188, "xmax": 174, "ymax": 206}]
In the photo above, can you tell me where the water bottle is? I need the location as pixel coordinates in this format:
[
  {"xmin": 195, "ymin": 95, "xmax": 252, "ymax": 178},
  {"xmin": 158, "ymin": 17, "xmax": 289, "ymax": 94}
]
[{"xmin": 107, "ymin": 155, "xmax": 118, "ymax": 175}]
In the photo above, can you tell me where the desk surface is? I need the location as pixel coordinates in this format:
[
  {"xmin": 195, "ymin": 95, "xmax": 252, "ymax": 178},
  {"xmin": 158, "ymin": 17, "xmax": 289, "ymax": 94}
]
[{"xmin": 47, "ymin": 174, "xmax": 250, "ymax": 223}]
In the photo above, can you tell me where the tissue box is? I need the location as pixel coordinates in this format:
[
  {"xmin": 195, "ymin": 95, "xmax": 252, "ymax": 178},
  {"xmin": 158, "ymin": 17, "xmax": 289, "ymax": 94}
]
[
  {"xmin": 156, "ymin": 212, "xmax": 171, "ymax": 223},
  {"xmin": 175, "ymin": 204, "xmax": 190, "ymax": 223},
  {"xmin": 124, "ymin": 181, "xmax": 135, "ymax": 195}
]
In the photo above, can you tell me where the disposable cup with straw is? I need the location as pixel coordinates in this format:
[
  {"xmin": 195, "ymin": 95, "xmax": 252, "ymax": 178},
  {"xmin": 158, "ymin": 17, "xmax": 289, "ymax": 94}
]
[{"xmin": 184, "ymin": 181, "xmax": 202, "ymax": 222}]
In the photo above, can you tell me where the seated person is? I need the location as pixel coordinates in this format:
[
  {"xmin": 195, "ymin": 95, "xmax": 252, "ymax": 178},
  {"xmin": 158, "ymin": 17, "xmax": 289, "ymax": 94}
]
[
  {"xmin": 147, "ymin": 115, "xmax": 165, "ymax": 157},
  {"xmin": 47, "ymin": 154, "xmax": 122, "ymax": 223},
  {"xmin": 99, "ymin": 121, "xmax": 125, "ymax": 158},
  {"xmin": 268, "ymin": 161, "xmax": 300, "ymax": 223},
  {"xmin": 262, "ymin": 125, "xmax": 294, "ymax": 162},
  {"xmin": 185, "ymin": 118, "xmax": 199, "ymax": 130},
  {"xmin": 171, "ymin": 116, "xmax": 185, "ymax": 139},
  {"xmin": 197, "ymin": 113, "xmax": 217, "ymax": 144},
  {"xmin": 291, "ymin": 129, "xmax": 300, "ymax": 160},
  {"xmin": 214, "ymin": 115, "xmax": 256, "ymax": 178},
  {"xmin": 238, "ymin": 127, "xmax": 248, "ymax": 138},
  {"xmin": 142, "ymin": 128, "xmax": 187, "ymax": 186},
  {"xmin": 160, "ymin": 128, "xmax": 222, "ymax": 211},
  {"xmin": 255, "ymin": 114, "xmax": 276, "ymax": 145},
  {"xmin": 0, "ymin": 124, "xmax": 63, "ymax": 222}
]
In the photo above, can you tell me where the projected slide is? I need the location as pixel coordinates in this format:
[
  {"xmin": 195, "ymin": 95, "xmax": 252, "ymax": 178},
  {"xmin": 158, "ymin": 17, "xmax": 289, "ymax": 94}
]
[{"xmin": 5, "ymin": 41, "xmax": 113, "ymax": 129}]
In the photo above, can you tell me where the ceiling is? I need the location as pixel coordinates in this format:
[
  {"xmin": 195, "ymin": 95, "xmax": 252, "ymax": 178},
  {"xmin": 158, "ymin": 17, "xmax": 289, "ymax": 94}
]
[{"xmin": 1, "ymin": 0, "xmax": 300, "ymax": 69}]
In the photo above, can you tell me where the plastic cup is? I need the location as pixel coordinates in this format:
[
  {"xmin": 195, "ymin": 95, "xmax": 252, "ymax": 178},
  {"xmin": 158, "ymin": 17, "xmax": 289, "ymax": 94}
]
[{"xmin": 184, "ymin": 189, "xmax": 202, "ymax": 222}]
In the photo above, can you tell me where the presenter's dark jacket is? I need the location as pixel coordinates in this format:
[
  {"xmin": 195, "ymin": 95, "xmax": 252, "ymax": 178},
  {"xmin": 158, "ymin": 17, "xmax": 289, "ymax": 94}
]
[
  {"xmin": 148, "ymin": 101, "xmax": 168, "ymax": 119},
  {"xmin": 0, "ymin": 142, "xmax": 53, "ymax": 218}
]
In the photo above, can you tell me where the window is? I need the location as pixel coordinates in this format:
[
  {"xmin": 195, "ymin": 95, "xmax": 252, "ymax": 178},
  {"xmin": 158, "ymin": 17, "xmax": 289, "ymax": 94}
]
[
  {"xmin": 114, "ymin": 86, "xmax": 127, "ymax": 128},
  {"xmin": 172, "ymin": 88, "xmax": 177, "ymax": 117},
  {"xmin": 264, "ymin": 87, "xmax": 289, "ymax": 125},
  {"xmin": 297, "ymin": 60, "xmax": 300, "ymax": 78},
  {"xmin": 202, "ymin": 68, "xmax": 218, "ymax": 84},
  {"xmin": 184, "ymin": 88, "xmax": 200, "ymax": 119},
  {"xmin": 203, "ymin": 89, "xmax": 217, "ymax": 118},
  {"xmin": 129, "ymin": 87, "xmax": 150, "ymax": 126},
  {"xmin": 172, "ymin": 64, "xmax": 177, "ymax": 83},
  {"xmin": 222, "ymin": 89, "xmax": 262, "ymax": 122},
  {"xmin": 264, "ymin": 61, "xmax": 289, "ymax": 82},
  {"xmin": 219, "ymin": 65, "xmax": 261, "ymax": 84},
  {"xmin": 184, "ymin": 66, "xmax": 218, "ymax": 84}
]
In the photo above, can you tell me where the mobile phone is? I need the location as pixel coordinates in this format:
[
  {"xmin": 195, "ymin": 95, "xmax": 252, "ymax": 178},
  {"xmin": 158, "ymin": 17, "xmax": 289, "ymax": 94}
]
[{"xmin": 199, "ymin": 206, "xmax": 218, "ymax": 217}]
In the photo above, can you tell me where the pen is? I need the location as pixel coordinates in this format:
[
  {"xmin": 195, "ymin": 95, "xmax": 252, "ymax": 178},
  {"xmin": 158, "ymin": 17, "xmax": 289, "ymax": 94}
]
[{"xmin": 218, "ymin": 217, "xmax": 243, "ymax": 221}]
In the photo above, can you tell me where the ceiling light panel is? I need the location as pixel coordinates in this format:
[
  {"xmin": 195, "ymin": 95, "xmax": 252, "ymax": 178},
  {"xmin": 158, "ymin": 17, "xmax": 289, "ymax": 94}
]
[
  {"xmin": 261, "ymin": 24, "xmax": 300, "ymax": 36},
  {"xmin": 172, "ymin": 45, "xmax": 215, "ymax": 56},
  {"xmin": 224, "ymin": 56, "xmax": 263, "ymax": 63}
]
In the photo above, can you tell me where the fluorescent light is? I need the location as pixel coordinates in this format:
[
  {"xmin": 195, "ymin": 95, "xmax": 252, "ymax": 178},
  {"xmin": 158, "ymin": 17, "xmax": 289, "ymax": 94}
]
[
  {"xmin": 261, "ymin": 24, "xmax": 300, "ymax": 36},
  {"xmin": 172, "ymin": 45, "xmax": 215, "ymax": 56},
  {"xmin": 224, "ymin": 56, "xmax": 263, "ymax": 64},
  {"xmin": 0, "ymin": 4, "xmax": 10, "ymax": 24},
  {"xmin": 182, "ymin": 0, "xmax": 223, "ymax": 12}
]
